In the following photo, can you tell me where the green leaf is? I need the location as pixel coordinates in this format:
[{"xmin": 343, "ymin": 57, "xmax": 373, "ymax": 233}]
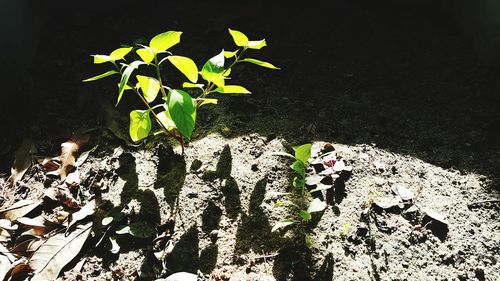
[
  {"xmin": 167, "ymin": 56, "xmax": 198, "ymax": 83},
  {"xmin": 150, "ymin": 31, "xmax": 182, "ymax": 52},
  {"xmin": 83, "ymin": 70, "xmax": 119, "ymax": 82},
  {"xmin": 168, "ymin": 89, "xmax": 196, "ymax": 140},
  {"xmin": 228, "ymin": 29, "xmax": 249, "ymax": 47},
  {"xmin": 201, "ymin": 50, "xmax": 224, "ymax": 84},
  {"xmin": 241, "ymin": 58, "xmax": 280, "ymax": 69},
  {"xmin": 293, "ymin": 177, "xmax": 305, "ymax": 188},
  {"xmin": 136, "ymin": 75, "xmax": 160, "ymax": 103},
  {"xmin": 214, "ymin": 85, "xmax": 250, "ymax": 94},
  {"xmin": 307, "ymin": 198, "xmax": 327, "ymax": 213},
  {"xmin": 290, "ymin": 160, "xmax": 305, "ymax": 175},
  {"xmin": 273, "ymin": 201, "xmax": 283, "ymax": 208},
  {"xmin": 197, "ymin": 98, "xmax": 218, "ymax": 107},
  {"xmin": 299, "ymin": 210, "xmax": 312, "ymax": 221},
  {"xmin": 182, "ymin": 82, "xmax": 204, "ymax": 89},
  {"xmin": 129, "ymin": 221, "xmax": 155, "ymax": 238},
  {"xmin": 157, "ymin": 109, "xmax": 177, "ymax": 131},
  {"xmin": 305, "ymin": 234, "xmax": 313, "ymax": 248},
  {"xmin": 224, "ymin": 50, "xmax": 237, "ymax": 58},
  {"xmin": 271, "ymin": 220, "xmax": 296, "ymax": 232},
  {"xmin": 129, "ymin": 110, "xmax": 152, "ymax": 142},
  {"xmin": 247, "ymin": 39, "xmax": 267, "ymax": 49},
  {"xmin": 117, "ymin": 61, "xmax": 145, "ymax": 106},
  {"xmin": 110, "ymin": 47, "xmax": 133, "ymax": 61},
  {"xmin": 293, "ymin": 143, "xmax": 312, "ymax": 164},
  {"xmin": 136, "ymin": 48, "xmax": 155, "ymax": 64}
]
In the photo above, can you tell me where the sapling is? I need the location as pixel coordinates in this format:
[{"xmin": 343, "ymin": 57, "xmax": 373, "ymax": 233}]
[
  {"xmin": 84, "ymin": 29, "xmax": 278, "ymax": 152},
  {"xmin": 271, "ymin": 144, "xmax": 328, "ymax": 247}
]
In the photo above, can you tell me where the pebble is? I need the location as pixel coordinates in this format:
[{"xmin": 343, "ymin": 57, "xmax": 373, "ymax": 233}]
[{"xmin": 251, "ymin": 164, "xmax": 258, "ymax": 171}]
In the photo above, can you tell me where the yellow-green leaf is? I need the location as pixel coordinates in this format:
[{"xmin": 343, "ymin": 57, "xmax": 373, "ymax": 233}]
[
  {"xmin": 167, "ymin": 56, "xmax": 198, "ymax": 83},
  {"xmin": 214, "ymin": 85, "xmax": 250, "ymax": 94},
  {"xmin": 157, "ymin": 110, "xmax": 177, "ymax": 131},
  {"xmin": 224, "ymin": 50, "xmax": 237, "ymax": 58},
  {"xmin": 247, "ymin": 39, "xmax": 267, "ymax": 49},
  {"xmin": 110, "ymin": 47, "xmax": 133, "ymax": 61},
  {"xmin": 241, "ymin": 58, "xmax": 280, "ymax": 69},
  {"xmin": 150, "ymin": 31, "xmax": 182, "ymax": 52},
  {"xmin": 129, "ymin": 110, "xmax": 152, "ymax": 142},
  {"xmin": 197, "ymin": 98, "xmax": 218, "ymax": 107},
  {"xmin": 182, "ymin": 82, "xmax": 204, "ymax": 89},
  {"xmin": 136, "ymin": 48, "xmax": 155, "ymax": 64},
  {"xmin": 222, "ymin": 68, "xmax": 231, "ymax": 77},
  {"xmin": 93, "ymin": 55, "xmax": 111, "ymax": 64},
  {"xmin": 83, "ymin": 70, "xmax": 119, "ymax": 82},
  {"xmin": 228, "ymin": 29, "xmax": 248, "ymax": 47},
  {"xmin": 136, "ymin": 75, "xmax": 160, "ymax": 103}
]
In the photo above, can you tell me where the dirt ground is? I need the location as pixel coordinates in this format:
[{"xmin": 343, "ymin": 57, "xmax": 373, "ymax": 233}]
[{"xmin": 1, "ymin": 1, "xmax": 499, "ymax": 280}]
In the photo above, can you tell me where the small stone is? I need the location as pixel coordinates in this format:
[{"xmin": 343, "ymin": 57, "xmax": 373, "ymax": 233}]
[
  {"xmin": 322, "ymin": 143, "xmax": 335, "ymax": 152},
  {"xmin": 393, "ymin": 184, "xmax": 414, "ymax": 202},
  {"xmin": 190, "ymin": 159, "xmax": 202, "ymax": 171},
  {"xmin": 187, "ymin": 192, "xmax": 198, "ymax": 198},
  {"xmin": 251, "ymin": 164, "xmax": 258, "ymax": 172}
]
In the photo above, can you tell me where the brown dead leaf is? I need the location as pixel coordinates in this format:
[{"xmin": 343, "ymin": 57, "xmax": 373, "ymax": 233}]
[
  {"xmin": 29, "ymin": 221, "xmax": 92, "ymax": 281},
  {"xmin": 8, "ymin": 258, "xmax": 32, "ymax": 281},
  {"xmin": 0, "ymin": 200, "xmax": 41, "ymax": 221},
  {"xmin": 44, "ymin": 187, "xmax": 80, "ymax": 209},
  {"xmin": 59, "ymin": 134, "xmax": 90, "ymax": 180},
  {"xmin": 6, "ymin": 139, "xmax": 36, "ymax": 189},
  {"xmin": 41, "ymin": 156, "xmax": 61, "ymax": 172},
  {"xmin": 67, "ymin": 200, "xmax": 95, "ymax": 233}
]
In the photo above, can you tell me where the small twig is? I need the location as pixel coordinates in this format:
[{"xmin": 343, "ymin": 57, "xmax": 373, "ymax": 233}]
[{"xmin": 254, "ymin": 253, "xmax": 279, "ymax": 262}]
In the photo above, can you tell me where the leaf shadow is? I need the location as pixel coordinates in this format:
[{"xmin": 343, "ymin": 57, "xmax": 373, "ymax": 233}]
[
  {"xmin": 153, "ymin": 144, "xmax": 186, "ymax": 209},
  {"xmin": 234, "ymin": 177, "xmax": 283, "ymax": 258}
]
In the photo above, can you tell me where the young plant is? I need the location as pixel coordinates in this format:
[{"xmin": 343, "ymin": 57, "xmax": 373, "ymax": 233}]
[
  {"xmin": 271, "ymin": 144, "xmax": 328, "ymax": 246},
  {"xmin": 83, "ymin": 29, "xmax": 278, "ymax": 151}
]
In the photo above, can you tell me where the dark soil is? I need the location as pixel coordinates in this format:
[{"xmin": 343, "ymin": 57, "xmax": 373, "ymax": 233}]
[{"xmin": 1, "ymin": 0, "xmax": 499, "ymax": 281}]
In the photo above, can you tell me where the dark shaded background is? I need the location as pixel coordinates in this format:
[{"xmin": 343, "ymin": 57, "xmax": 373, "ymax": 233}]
[{"xmin": 0, "ymin": 0, "xmax": 499, "ymax": 192}]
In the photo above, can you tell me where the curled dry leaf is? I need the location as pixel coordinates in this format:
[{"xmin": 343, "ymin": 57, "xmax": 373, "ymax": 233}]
[
  {"xmin": 29, "ymin": 221, "xmax": 92, "ymax": 281},
  {"xmin": 59, "ymin": 134, "xmax": 90, "ymax": 180},
  {"xmin": 6, "ymin": 139, "xmax": 36, "ymax": 189}
]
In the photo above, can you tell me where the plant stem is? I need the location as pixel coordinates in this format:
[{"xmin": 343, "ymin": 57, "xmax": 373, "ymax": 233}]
[{"xmin": 154, "ymin": 55, "xmax": 169, "ymax": 100}]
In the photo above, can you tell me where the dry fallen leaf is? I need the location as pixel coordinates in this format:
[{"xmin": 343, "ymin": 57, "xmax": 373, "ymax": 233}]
[
  {"xmin": 29, "ymin": 221, "xmax": 92, "ymax": 281},
  {"xmin": 67, "ymin": 200, "xmax": 95, "ymax": 233},
  {"xmin": 0, "ymin": 200, "xmax": 41, "ymax": 221},
  {"xmin": 6, "ymin": 139, "xmax": 36, "ymax": 189},
  {"xmin": 59, "ymin": 135, "xmax": 90, "ymax": 180},
  {"xmin": 44, "ymin": 187, "xmax": 80, "ymax": 209}
]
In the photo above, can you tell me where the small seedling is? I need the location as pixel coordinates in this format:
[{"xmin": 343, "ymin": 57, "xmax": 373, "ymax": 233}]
[
  {"xmin": 339, "ymin": 223, "xmax": 352, "ymax": 240},
  {"xmin": 270, "ymin": 144, "xmax": 328, "ymax": 247},
  {"xmin": 84, "ymin": 29, "xmax": 278, "ymax": 151}
]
